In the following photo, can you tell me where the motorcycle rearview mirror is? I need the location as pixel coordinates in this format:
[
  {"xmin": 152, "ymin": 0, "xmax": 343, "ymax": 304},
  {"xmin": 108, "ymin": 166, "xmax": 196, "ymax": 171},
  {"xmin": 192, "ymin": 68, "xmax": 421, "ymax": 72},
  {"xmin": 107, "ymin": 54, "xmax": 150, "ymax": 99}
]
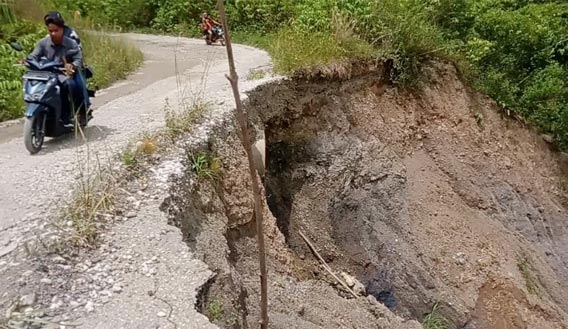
[{"xmin": 10, "ymin": 42, "xmax": 23, "ymax": 52}]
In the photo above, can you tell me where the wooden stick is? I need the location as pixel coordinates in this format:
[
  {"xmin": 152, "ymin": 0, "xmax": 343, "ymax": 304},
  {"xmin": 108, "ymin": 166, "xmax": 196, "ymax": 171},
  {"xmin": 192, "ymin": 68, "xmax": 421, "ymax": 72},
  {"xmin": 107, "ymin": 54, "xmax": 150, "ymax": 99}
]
[
  {"xmin": 298, "ymin": 231, "xmax": 360, "ymax": 299},
  {"xmin": 216, "ymin": 1, "xmax": 269, "ymax": 328}
]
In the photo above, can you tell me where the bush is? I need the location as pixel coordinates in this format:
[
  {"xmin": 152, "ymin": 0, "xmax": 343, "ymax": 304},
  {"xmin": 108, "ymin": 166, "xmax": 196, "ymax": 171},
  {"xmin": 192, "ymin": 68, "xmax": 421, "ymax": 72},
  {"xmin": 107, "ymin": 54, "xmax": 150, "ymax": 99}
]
[
  {"xmin": 56, "ymin": 0, "xmax": 154, "ymax": 29},
  {"xmin": 0, "ymin": 20, "xmax": 46, "ymax": 121},
  {"xmin": 468, "ymin": 3, "xmax": 568, "ymax": 145},
  {"xmin": 268, "ymin": 25, "xmax": 374, "ymax": 73},
  {"xmin": 27, "ymin": 0, "xmax": 568, "ymax": 149},
  {"xmin": 81, "ymin": 32, "xmax": 143, "ymax": 89}
]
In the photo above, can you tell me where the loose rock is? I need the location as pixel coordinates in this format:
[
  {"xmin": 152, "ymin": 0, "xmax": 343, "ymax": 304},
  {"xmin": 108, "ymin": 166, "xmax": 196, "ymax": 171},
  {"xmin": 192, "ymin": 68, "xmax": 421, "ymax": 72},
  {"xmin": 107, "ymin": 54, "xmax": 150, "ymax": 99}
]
[
  {"xmin": 19, "ymin": 293, "xmax": 36, "ymax": 307},
  {"xmin": 85, "ymin": 301, "xmax": 95, "ymax": 313}
]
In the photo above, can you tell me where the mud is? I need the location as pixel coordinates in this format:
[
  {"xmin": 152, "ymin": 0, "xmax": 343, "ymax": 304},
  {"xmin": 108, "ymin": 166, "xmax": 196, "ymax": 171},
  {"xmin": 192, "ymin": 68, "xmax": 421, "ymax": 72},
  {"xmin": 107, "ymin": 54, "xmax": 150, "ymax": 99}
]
[{"xmin": 162, "ymin": 61, "xmax": 568, "ymax": 329}]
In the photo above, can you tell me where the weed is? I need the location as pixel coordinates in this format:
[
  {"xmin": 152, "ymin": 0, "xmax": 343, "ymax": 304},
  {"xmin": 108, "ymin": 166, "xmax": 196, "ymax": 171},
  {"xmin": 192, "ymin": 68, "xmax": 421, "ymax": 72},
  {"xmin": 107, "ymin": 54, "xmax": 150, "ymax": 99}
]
[
  {"xmin": 422, "ymin": 303, "xmax": 449, "ymax": 329},
  {"xmin": 64, "ymin": 165, "xmax": 116, "ymax": 247},
  {"xmin": 267, "ymin": 26, "xmax": 376, "ymax": 74},
  {"xmin": 247, "ymin": 69, "xmax": 266, "ymax": 80},
  {"xmin": 120, "ymin": 134, "xmax": 160, "ymax": 175},
  {"xmin": 188, "ymin": 151, "xmax": 221, "ymax": 181},
  {"xmin": 139, "ymin": 135, "xmax": 158, "ymax": 155},
  {"xmin": 122, "ymin": 147, "xmax": 139, "ymax": 171},
  {"xmin": 207, "ymin": 299, "xmax": 224, "ymax": 322},
  {"xmin": 226, "ymin": 312, "xmax": 239, "ymax": 326},
  {"xmin": 474, "ymin": 112, "xmax": 484, "ymax": 127},
  {"xmin": 517, "ymin": 256, "xmax": 540, "ymax": 295},
  {"xmin": 165, "ymin": 98, "xmax": 209, "ymax": 141},
  {"xmin": 81, "ymin": 31, "xmax": 144, "ymax": 90}
]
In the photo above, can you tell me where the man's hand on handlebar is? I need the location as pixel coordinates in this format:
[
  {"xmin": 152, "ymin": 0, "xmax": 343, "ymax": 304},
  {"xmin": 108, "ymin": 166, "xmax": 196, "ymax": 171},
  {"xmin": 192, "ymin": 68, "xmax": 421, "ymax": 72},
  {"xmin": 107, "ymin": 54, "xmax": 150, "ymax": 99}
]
[{"xmin": 65, "ymin": 63, "xmax": 75, "ymax": 76}]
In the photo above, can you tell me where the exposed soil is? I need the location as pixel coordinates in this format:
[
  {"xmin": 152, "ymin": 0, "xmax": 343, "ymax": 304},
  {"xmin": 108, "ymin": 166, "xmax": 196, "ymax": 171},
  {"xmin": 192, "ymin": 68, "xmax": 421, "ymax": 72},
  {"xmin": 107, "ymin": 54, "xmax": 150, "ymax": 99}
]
[{"xmin": 162, "ymin": 60, "xmax": 568, "ymax": 328}]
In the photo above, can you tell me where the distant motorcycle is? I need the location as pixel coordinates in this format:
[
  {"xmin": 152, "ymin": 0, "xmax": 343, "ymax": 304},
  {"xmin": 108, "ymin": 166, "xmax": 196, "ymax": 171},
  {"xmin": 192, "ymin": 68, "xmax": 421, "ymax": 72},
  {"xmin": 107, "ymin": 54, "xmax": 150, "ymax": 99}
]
[
  {"xmin": 205, "ymin": 25, "xmax": 225, "ymax": 46},
  {"xmin": 10, "ymin": 42, "xmax": 94, "ymax": 154}
]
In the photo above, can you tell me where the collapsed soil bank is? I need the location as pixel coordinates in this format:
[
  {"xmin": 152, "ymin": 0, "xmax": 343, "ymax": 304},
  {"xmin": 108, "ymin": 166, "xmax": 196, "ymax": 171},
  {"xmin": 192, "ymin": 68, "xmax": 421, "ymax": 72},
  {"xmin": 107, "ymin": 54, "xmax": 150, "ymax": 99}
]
[{"xmin": 162, "ymin": 61, "xmax": 568, "ymax": 329}]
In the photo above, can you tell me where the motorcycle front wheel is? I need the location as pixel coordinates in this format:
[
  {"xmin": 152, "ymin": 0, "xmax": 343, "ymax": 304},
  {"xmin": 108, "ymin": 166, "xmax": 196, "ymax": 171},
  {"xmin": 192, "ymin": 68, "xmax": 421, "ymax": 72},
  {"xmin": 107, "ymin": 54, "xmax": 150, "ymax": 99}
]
[{"xmin": 23, "ymin": 112, "xmax": 46, "ymax": 154}]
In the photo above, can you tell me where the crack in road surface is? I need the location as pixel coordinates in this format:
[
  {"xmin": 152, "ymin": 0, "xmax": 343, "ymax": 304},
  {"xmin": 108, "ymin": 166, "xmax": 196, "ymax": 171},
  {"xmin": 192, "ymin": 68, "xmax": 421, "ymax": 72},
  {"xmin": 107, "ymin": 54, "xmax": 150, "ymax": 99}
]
[{"xmin": 0, "ymin": 33, "xmax": 271, "ymax": 255}]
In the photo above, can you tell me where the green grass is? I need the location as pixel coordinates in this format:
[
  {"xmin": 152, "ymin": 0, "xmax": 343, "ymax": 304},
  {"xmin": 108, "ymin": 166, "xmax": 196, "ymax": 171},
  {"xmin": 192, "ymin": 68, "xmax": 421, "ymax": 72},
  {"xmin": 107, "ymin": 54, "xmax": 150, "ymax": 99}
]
[
  {"xmin": 81, "ymin": 31, "xmax": 143, "ymax": 90},
  {"xmin": 164, "ymin": 99, "xmax": 210, "ymax": 141},
  {"xmin": 422, "ymin": 303, "xmax": 449, "ymax": 329},
  {"xmin": 188, "ymin": 151, "xmax": 221, "ymax": 181},
  {"xmin": 247, "ymin": 69, "xmax": 266, "ymax": 80},
  {"xmin": 232, "ymin": 27, "xmax": 376, "ymax": 75},
  {"xmin": 206, "ymin": 299, "xmax": 224, "ymax": 322}
]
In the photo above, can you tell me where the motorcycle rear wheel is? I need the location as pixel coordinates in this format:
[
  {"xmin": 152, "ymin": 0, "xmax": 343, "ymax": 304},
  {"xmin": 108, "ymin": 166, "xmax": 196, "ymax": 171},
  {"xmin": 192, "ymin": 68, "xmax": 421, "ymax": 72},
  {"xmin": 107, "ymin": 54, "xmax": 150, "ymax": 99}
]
[{"xmin": 23, "ymin": 113, "xmax": 46, "ymax": 154}]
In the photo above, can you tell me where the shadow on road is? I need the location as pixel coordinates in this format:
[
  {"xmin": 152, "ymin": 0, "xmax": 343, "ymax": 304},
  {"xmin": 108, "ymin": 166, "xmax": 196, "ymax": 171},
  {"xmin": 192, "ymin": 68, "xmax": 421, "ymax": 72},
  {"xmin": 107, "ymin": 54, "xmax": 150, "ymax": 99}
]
[{"xmin": 34, "ymin": 125, "xmax": 117, "ymax": 155}]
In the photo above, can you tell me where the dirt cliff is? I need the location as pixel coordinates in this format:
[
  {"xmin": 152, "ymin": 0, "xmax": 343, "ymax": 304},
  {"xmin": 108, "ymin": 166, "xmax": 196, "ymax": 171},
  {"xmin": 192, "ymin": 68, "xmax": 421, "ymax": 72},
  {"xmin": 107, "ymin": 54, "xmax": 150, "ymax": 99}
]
[{"xmin": 163, "ymin": 60, "xmax": 568, "ymax": 329}]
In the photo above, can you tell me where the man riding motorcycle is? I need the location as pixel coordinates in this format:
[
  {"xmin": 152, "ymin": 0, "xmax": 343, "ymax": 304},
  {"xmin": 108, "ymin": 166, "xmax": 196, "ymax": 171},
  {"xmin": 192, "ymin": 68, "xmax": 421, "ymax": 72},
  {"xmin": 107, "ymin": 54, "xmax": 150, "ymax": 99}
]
[
  {"xmin": 201, "ymin": 12, "xmax": 221, "ymax": 44},
  {"xmin": 28, "ymin": 12, "xmax": 88, "ymax": 127},
  {"xmin": 44, "ymin": 11, "xmax": 90, "ymax": 113}
]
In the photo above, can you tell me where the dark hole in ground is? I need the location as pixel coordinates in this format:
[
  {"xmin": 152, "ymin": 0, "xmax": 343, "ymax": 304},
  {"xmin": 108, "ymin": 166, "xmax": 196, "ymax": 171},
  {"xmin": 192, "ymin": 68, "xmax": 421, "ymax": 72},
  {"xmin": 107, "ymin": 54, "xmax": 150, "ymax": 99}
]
[
  {"xmin": 264, "ymin": 140, "xmax": 309, "ymax": 242},
  {"xmin": 258, "ymin": 92, "xmax": 452, "ymax": 325},
  {"xmin": 263, "ymin": 130, "xmax": 402, "ymax": 312}
]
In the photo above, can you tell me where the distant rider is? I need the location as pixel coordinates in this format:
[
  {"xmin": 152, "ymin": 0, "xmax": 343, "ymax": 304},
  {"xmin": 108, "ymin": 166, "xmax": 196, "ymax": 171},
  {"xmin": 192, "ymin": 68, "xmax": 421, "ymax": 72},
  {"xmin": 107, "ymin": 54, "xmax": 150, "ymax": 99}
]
[{"xmin": 201, "ymin": 12, "xmax": 221, "ymax": 43}]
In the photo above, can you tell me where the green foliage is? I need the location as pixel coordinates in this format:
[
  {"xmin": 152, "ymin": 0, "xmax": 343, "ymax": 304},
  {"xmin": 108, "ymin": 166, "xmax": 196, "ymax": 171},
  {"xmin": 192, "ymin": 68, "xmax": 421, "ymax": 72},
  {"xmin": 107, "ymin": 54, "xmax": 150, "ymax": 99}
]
[
  {"xmin": 19, "ymin": 0, "xmax": 568, "ymax": 149},
  {"xmin": 466, "ymin": 2, "xmax": 568, "ymax": 147},
  {"xmin": 367, "ymin": 0, "xmax": 443, "ymax": 84},
  {"xmin": 81, "ymin": 32, "xmax": 143, "ymax": 89},
  {"xmin": 0, "ymin": 0, "xmax": 16, "ymax": 24},
  {"xmin": 0, "ymin": 20, "xmax": 45, "ymax": 121},
  {"xmin": 268, "ymin": 25, "xmax": 375, "ymax": 73},
  {"xmin": 225, "ymin": 0, "xmax": 295, "ymax": 32},
  {"xmin": 56, "ymin": 0, "xmax": 154, "ymax": 29},
  {"xmin": 206, "ymin": 299, "xmax": 224, "ymax": 322},
  {"xmin": 422, "ymin": 303, "xmax": 450, "ymax": 329},
  {"xmin": 188, "ymin": 151, "xmax": 221, "ymax": 181}
]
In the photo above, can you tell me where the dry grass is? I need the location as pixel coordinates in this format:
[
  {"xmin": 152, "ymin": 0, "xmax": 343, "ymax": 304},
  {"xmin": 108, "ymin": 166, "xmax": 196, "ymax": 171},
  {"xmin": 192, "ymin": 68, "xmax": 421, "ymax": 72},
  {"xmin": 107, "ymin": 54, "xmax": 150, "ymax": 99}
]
[
  {"xmin": 165, "ymin": 98, "xmax": 210, "ymax": 141},
  {"xmin": 81, "ymin": 31, "xmax": 143, "ymax": 90},
  {"xmin": 63, "ymin": 96, "xmax": 210, "ymax": 247},
  {"xmin": 63, "ymin": 152, "xmax": 117, "ymax": 247},
  {"xmin": 121, "ymin": 134, "xmax": 160, "ymax": 172},
  {"xmin": 60, "ymin": 39, "xmax": 212, "ymax": 248}
]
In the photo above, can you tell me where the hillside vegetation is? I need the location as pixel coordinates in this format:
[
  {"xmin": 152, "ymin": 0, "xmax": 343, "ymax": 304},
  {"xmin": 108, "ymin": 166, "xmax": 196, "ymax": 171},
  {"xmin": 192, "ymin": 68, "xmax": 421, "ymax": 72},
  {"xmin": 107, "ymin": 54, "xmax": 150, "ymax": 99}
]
[
  {"xmin": 0, "ymin": 0, "xmax": 142, "ymax": 122},
  {"xmin": 4, "ymin": 0, "xmax": 568, "ymax": 150}
]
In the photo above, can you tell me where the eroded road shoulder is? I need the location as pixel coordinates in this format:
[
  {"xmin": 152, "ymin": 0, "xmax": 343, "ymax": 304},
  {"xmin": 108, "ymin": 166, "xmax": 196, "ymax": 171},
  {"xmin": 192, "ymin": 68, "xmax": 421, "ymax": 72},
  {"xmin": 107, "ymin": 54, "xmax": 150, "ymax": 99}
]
[{"xmin": 0, "ymin": 33, "xmax": 272, "ymax": 328}]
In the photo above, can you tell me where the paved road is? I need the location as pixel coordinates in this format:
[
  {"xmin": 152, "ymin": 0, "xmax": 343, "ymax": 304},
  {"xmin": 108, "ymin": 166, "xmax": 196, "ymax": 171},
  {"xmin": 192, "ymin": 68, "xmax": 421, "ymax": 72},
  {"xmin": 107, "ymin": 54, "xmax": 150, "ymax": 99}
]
[{"xmin": 0, "ymin": 33, "xmax": 270, "ymax": 253}]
